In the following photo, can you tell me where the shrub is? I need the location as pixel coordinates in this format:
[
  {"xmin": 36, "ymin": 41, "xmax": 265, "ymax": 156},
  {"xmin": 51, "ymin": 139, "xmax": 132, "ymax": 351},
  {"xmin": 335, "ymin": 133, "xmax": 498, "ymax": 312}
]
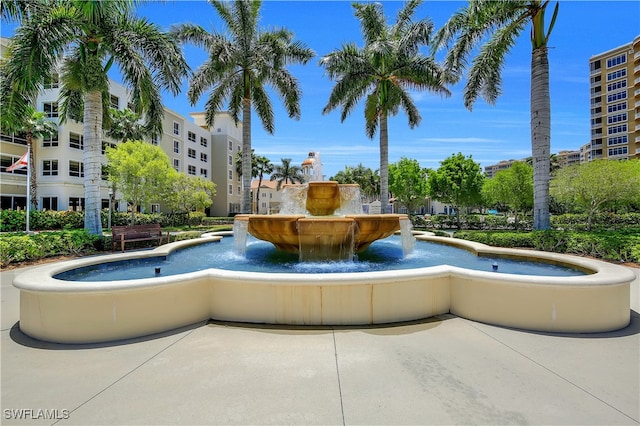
[
  {"xmin": 453, "ymin": 230, "xmax": 640, "ymax": 264},
  {"xmin": 0, "ymin": 230, "xmax": 103, "ymax": 268}
]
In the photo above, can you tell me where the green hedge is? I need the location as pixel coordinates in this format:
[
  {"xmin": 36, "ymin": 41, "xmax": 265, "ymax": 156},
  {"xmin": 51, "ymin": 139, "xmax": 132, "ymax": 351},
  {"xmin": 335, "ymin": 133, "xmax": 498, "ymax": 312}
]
[
  {"xmin": 0, "ymin": 230, "xmax": 103, "ymax": 268},
  {"xmin": 454, "ymin": 230, "xmax": 640, "ymax": 264},
  {"xmin": 0, "ymin": 210, "xmax": 192, "ymax": 232}
]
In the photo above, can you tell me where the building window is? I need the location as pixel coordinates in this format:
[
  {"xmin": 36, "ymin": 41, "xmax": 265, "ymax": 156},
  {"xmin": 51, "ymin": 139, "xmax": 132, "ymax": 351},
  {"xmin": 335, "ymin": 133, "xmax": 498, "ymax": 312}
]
[
  {"xmin": 102, "ymin": 141, "xmax": 116, "ymax": 154},
  {"xmin": 200, "ymin": 153, "xmax": 207, "ymax": 162},
  {"xmin": 607, "ymin": 91, "xmax": 627, "ymax": 103},
  {"xmin": 42, "ymin": 160, "xmax": 58, "ymax": 176},
  {"xmin": 69, "ymin": 132, "xmax": 83, "ymax": 150},
  {"xmin": 188, "ymin": 131, "xmax": 196, "ymax": 143},
  {"xmin": 69, "ymin": 197, "xmax": 85, "ymax": 211},
  {"xmin": 173, "ymin": 140, "xmax": 180, "ymax": 154},
  {"xmin": 608, "ymin": 102, "xmax": 627, "ymax": 113},
  {"xmin": 69, "ymin": 160, "xmax": 84, "ymax": 177},
  {"xmin": 606, "ymin": 54, "xmax": 626, "ymax": 68},
  {"xmin": 228, "ymin": 141, "xmax": 233, "ymax": 150},
  {"xmin": 150, "ymin": 134, "xmax": 159, "ymax": 145},
  {"xmin": 607, "ymin": 113, "xmax": 627, "ymax": 125},
  {"xmin": 110, "ymin": 94, "xmax": 119, "ymax": 109},
  {"xmin": 608, "ymin": 146, "xmax": 628, "ymax": 156},
  {"xmin": 43, "ymin": 102, "xmax": 59, "ymax": 118},
  {"xmin": 228, "ymin": 184, "xmax": 233, "ymax": 195},
  {"xmin": 228, "ymin": 170, "xmax": 233, "ymax": 180},
  {"xmin": 590, "ymin": 60, "xmax": 601, "ymax": 73},
  {"xmin": 151, "ymin": 204, "xmax": 160, "ymax": 213},
  {"xmin": 173, "ymin": 158, "xmax": 180, "ymax": 171},
  {"xmin": 228, "ymin": 155, "xmax": 233, "ymax": 166},
  {"xmin": 188, "ymin": 148, "xmax": 196, "ymax": 159},
  {"xmin": 607, "ymin": 124, "xmax": 627, "ymax": 135},
  {"xmin": 173, "ymin": 122, "xmax": 180, "ymax": 136},
  {"xmin": 42, "ymin": 196, "xmax": 58, "ymax": 210},
  {"xmin": 606, "ymin": 69, "xmax": 626, "ymax": 81},
  {"xmin": 42, "ymin": 132, "xmax": 59, "ymax": 147},
  {"xmin": 608, "ymin": 135, "xmax": 628, "ymax": 146},
  {"xmin": 200, "ymin": 168, "xmax": 208, "ymax": 178},
  {"xmin": 200, "ymin": 137, "xmax": 208, "ymax": 147},
  {"xmin": 188, "ymin": 165, "xmax": 196, "ymax": 175},
  {"xmin": 606, "ymin": 80, "xmax": 626, "ymax": 92}
]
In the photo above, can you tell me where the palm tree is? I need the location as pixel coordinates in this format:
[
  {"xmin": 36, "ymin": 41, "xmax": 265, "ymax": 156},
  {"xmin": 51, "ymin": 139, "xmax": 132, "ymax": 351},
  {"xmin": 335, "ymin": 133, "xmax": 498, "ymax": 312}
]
[
  {"xmin": 234, "ymin": 150, "xmax": 273, "ymax": 213},
  {"xmin": 320, "ymin": 0, "xmax": 450, "ymax": 214},
  {"xmin": 21, "ymin": 107, "xmax": 58, "ymax": 209},
  {"xmin": 172, "ymin": 0, "xmax": 314, "ymax": 214},
  {"xmin": 434, "ymin": 0, "xmax": 559, "ymax": 230},
  {"xmin": 1, "ymin": 0, "xmax": 188, "ymax": 235},
  {"xmin": 270, "ymin": 158, "xmax": 305, "ymax": 190}
]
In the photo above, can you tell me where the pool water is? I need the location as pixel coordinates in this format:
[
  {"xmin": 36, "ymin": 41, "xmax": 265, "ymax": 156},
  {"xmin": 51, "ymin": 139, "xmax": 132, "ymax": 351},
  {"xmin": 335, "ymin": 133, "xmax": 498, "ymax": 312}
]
[{"xmin": 54, "ymin": 236, "xmax": 587, "ymax": 282}]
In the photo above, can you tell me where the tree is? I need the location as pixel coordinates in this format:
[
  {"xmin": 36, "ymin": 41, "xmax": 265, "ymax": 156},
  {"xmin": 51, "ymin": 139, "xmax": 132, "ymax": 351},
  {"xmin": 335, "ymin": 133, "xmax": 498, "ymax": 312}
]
[
  {"xmin": 320, "ymin": 0, "xmax": 450, "ymax": 214},
  {"xmin": 6, "ymin": 107, "xmax": 58, "ymax": 209},
  {"xmin": 388, "ymin": 157, "xmax": 428, "ymax": 214},
  {"xmin": 235, "ymin": 150, "xmax": 273, "ymax": 214},
  {"xmin": 434, "ymin": 0, "xmax": 559, "ymax": 230},
  {"xmin": 1, "ymin": 1, "xmax": 188, "ymax": 235},
  {"xmin": 169, "ymin": 174, "xmax": 216, "ymax": 215},
  {"xmin": 482, "ymin": 161, "xmax": 533, "ymax": 230},
  {"xmin": 270, "ymin": 158, "xmax": 305, "ymax": 190},
  {"xmin": 173, "ymin": 0, "xmax": 314, "ymax": 214},
  {"xmin": 427, "ymin": 153, "xmax": 484, "ymax": 228},
  {"xmin": 106, "ymin": 108, "xmax": 146, "ymax": 143},
  {"xmin": 550, "ymin": 160, "xmax": 640, "ymax": 231},
  {"xmin": 330, "ymin": 164, "xmax": 380, "ymax": 203},
  {"xmin": 106, "ymin": 140, "xmax": 178, "ymax": 224}
]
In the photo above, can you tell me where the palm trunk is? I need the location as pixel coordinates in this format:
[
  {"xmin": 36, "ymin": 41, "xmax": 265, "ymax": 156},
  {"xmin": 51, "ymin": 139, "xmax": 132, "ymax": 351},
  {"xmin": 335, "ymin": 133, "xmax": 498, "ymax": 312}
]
[
  {"xmin": 27, "ymin": 133, "xmax": 37, "ymax": 209},
  {"xmin": 379, "ymin": 112, "xmax": 389, "ymax": 214},
  {"xmin": 241, "ymin": 99, "xmax": 252, "ymax": 214},
  {"xmin": 530, "ymin": 45, "xmax": 551, "ymax": 230},
  {"xmin": 83, "ymin": 90, "xmax": 104, "ymax": 235},
  {"xmin": 256, "ymin": 173, "xmax": 263, "ymax": 214}
]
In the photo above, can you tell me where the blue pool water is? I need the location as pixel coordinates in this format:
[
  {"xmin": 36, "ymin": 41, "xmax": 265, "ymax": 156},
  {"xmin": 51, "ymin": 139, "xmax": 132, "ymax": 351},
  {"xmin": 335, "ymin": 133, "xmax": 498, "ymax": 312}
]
[{"xmin": 54, "ymin": 235, "xmax": 587, "ymax": 282}]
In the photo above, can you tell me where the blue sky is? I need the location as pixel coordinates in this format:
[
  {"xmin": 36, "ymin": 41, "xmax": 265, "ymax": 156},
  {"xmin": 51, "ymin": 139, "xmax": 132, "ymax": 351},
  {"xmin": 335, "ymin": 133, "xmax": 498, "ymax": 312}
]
[{"xmin": 3, "ymin": 1, "xmax": 639, "ymax": 178}]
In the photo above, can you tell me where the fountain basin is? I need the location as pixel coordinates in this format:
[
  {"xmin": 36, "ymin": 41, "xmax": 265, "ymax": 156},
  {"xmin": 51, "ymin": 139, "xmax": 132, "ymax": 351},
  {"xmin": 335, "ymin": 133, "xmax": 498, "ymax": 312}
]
[{"xmin": 12, "ymin": 232, "xmax": 633, "ymax": 344}]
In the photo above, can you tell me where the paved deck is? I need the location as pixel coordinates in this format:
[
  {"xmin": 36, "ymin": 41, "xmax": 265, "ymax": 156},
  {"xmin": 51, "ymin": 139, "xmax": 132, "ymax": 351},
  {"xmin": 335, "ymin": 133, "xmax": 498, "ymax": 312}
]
[{"xmin": 1, "ymin": 263, "xmax": 639, "ymax": 425}]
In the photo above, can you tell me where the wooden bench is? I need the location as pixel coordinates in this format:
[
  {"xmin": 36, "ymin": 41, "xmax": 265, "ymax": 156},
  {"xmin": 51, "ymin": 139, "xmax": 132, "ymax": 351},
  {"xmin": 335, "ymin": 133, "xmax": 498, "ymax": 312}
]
[{"xmin": 111, "ymin": 224, "xmax": 168, "ymax": 252}]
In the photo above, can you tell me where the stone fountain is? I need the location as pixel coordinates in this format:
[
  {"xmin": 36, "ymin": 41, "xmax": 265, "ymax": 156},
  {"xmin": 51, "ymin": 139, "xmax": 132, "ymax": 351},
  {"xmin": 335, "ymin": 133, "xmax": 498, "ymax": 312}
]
[{"xmin": 234, "ymin": 181, "xmax": 410, "ymax": 261}]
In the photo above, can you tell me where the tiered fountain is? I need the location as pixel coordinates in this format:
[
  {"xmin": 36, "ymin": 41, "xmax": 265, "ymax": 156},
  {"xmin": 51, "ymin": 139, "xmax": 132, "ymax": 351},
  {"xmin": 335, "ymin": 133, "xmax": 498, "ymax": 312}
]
[{"xmin": 234, "ymin": 181, "xmax": 411, "ymax": 261}]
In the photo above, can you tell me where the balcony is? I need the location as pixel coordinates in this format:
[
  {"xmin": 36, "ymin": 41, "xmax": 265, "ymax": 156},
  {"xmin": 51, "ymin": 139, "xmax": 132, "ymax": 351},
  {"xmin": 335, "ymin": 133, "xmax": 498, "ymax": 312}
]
[{"xmin": 635, "ymin": 50, "xmax": 640, "ymax": 60}]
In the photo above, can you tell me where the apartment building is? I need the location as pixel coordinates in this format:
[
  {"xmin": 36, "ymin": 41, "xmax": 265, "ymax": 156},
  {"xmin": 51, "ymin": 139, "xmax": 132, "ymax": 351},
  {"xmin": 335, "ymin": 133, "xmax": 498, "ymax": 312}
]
[
  {"xmin": 484, "ymin": 159, "xmax": 519, "ymax": 178},
  {"xmin": 1, "ymin": 38, "xmax": 243, "ymax": 216},
  {"xmin": 588, "ymin": 35, "xmax": 640, "ymax": 161},
  {"xmin": 555, "ymin": 150, "xmax": 582, "ymax": 168}
]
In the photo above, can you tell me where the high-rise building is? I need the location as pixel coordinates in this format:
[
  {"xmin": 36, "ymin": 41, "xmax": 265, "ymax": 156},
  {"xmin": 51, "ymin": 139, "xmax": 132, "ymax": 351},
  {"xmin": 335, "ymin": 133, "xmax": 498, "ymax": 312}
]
[
  {"xmin": 588, "ymin": 36, "xmax": 640, "ymax": 161},
  {"xmin": 0, "ymin": 37, "xmax": 243, "ymax": 216}
]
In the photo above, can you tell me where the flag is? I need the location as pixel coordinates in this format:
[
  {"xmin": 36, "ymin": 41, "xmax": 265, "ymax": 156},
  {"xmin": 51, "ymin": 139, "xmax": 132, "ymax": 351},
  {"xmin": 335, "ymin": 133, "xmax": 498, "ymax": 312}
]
[{"xmin": 7, "ymin": 152, "xmax": 28, "ymax": 172}]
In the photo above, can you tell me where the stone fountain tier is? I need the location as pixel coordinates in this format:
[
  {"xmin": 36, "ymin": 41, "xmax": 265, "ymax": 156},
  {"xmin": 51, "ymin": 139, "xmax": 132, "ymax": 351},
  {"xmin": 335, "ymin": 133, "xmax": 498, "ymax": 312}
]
[
  {"xmin": 235, "ymin": 181, "xmax": 409, "ymax": 261},
  {"xmin": 235, "ymin": 213, "xmax": 408, "ymax": 259}
]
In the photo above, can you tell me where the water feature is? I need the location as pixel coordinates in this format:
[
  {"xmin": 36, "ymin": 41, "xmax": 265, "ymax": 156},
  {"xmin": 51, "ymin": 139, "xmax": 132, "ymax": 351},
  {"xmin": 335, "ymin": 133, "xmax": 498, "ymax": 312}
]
[
  {"xmin": 235, "ymin": 181, "xmax": 411, "ymax": 261},
  {"xmin": 54, "ymin": 235, "xmax": 587, "ymax": 281},
  {"xmin": 11, "ymin": 181, "xmax": 635, "ymax": 343}
]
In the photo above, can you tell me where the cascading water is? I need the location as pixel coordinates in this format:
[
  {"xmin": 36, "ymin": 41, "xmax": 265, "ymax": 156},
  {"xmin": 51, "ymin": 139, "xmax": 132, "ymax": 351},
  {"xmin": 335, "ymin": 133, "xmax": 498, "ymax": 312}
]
[
  {"xmin": 399, "ymin": 218, "xmax": 415, "ymax": 257},
  {"xmin": 232, "ymin": 219, "xmax": 249, "ymax": 256}
]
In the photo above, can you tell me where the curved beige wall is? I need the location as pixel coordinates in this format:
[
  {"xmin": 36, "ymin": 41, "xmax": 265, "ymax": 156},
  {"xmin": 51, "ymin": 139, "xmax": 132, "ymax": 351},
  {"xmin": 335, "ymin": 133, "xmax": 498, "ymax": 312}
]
[{"xmin": 12, "ymin": 233, "xmax": 635, "ymax": 344}]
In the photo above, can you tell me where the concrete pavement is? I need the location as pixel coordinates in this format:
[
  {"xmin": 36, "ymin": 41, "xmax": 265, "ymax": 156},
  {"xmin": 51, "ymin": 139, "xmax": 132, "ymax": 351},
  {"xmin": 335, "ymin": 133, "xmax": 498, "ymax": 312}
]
[{"xmin": 1, "ymin": 264, "xmax": 639, "ymax": 425}]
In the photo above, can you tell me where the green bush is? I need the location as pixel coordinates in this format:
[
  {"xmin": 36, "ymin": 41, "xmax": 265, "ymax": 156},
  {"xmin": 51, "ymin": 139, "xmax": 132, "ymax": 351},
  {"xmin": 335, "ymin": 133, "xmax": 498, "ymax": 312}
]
[
  {"xmin": 454, "ymin": 230, "xmax": 640, "ymax": 264},
  {"xmin": 0, "ymin": 230, "xmax": 103, "ymax": 267}
]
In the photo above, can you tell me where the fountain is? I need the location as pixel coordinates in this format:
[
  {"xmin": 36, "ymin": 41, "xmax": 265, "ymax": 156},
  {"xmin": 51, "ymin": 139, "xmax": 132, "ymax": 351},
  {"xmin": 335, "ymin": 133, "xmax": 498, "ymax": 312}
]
[
  {"xmin": 234, "ymin": 181, "xmax": 410, "ymax": 261},
  {"xmin": 10, "ymin": 181, "xmax": 635, "ymax": 344}
]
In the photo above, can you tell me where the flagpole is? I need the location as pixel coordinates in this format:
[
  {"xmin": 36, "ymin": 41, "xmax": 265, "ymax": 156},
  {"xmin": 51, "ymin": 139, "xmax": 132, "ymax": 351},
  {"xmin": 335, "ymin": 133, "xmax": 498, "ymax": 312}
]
[{"xmin": 26, "ymin": 144, "xmax": 30, "ymax": 233}]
